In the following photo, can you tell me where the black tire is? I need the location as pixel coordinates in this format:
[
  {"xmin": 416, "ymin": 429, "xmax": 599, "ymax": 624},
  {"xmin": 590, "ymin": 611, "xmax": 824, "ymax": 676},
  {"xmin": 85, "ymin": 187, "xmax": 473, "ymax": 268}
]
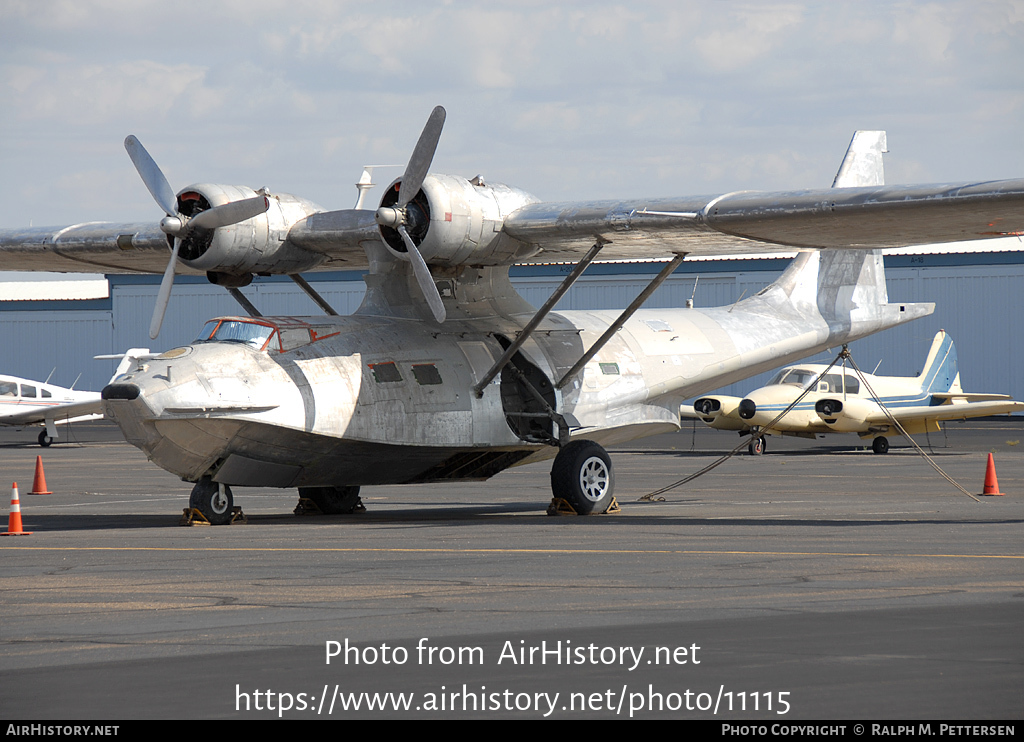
[
  {"xmin": 872, "ymin": 436, "xmax": 889, "ymax": 455},
  {"xmin": 298, "ymin": 485, "xmax": 363, "ymax": 514},
  {"xmin": 550, "ymin": 440, "xmax": 614, "ymax": 515},
  {"xmin": 189, "ymin": 477, "xmax": 234, "ymax": 525},
  {"xmin": 38, "ymin": 430, "xmax": 53, "ymax": 447},
  {"xmin": 748, "ymin": 436, "xmax": 766, "ymax": 456}
]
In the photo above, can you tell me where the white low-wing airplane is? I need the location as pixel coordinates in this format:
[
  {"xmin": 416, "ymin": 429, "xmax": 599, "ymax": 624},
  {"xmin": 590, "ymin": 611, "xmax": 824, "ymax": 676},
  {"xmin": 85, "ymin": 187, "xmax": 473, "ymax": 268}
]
[
  {"xmin": 687, "ymin": 330, "xmax": 1024, "ymax": 455},
  {"xmin": 0, "ymin": 350, "xmax": 151, "ymax": 446},
  {"xmin": 0, "ymin": 374, "xmax": 102, "ymax": 446},
  {"xmin": 2, "ymin": 115, "xmax": 1024, "ymax": 522}
]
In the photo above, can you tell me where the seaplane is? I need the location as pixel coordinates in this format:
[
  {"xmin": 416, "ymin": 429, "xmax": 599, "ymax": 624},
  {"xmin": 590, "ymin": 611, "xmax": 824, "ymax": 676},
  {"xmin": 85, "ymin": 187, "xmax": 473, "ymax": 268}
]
[
  {"xmin": 1, "ymin": 116, "xmax": 1023, "ymax": 522},
  {"xmin": 687, "ymin": 330, "xmax": 1024, "ymax": 455}
]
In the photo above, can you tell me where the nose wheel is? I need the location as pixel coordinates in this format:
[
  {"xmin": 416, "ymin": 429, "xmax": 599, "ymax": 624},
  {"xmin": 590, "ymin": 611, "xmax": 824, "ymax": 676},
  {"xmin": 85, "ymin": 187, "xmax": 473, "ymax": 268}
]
[
  {"xmin": 748, "ymin": 435, "xmax": 766, "ymax": 456},
  {"xmin": 189, "ymin": 477, "xmax": 235, "ymax": 525}
]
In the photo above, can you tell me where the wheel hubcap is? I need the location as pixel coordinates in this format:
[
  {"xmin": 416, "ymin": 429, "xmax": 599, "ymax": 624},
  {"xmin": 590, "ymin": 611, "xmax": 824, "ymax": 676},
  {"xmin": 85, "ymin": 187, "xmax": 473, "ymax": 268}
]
[
  {"xmin": 211, "ymin": 486, "xmax": 229, "ymax": 514},
  {"xmin": 579, "ymin": 457, "xmax": 609, "ymax": 502}
]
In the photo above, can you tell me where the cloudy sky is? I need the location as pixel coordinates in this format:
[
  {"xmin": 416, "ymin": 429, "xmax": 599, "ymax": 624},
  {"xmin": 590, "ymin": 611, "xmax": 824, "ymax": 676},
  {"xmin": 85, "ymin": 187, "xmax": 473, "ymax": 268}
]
[{"xmin": 2, "ymin": 0, "xmax": 1023, "ymax": 230}]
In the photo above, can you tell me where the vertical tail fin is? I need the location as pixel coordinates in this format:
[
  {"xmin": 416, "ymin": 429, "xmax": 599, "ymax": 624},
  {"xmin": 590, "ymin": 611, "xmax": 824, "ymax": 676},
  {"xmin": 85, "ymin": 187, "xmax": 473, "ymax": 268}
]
[
  {"xmin": 918, "ymin": 330, "xmax": 959, "ymax": 393},
  {"xmin": 832, "ymin": 131, "xmax": 887, "ymax": 188}
]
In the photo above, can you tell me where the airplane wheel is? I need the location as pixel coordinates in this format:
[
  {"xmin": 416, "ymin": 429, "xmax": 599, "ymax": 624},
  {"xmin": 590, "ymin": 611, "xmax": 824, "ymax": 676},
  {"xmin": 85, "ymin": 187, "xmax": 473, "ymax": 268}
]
[
  {"xmin": 298, "ymin": 485, "xmax": 363, "ymax": 514},
  {"xmin": 872, "ymin": 436, "xmax": 889, "ymax": 455},
  {"xmin": 748, "ymin": 436, "xmax": 766, "ymax": 456},
  {"xmin": 189, "ymin": 477, "xmax": 233, "ymax": 525},
  {"xmin": 38, "ymin": 431, "xmax": 53, "ymax": 447},
  {"xmin": 551, "ymin": 440, "xmax": 614, "ymax": 515}
]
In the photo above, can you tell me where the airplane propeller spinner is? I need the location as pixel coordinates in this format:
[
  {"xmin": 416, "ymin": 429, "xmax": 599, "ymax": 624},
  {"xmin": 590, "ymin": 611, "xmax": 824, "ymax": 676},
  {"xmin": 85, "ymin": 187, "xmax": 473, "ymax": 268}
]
[
  {"xmin": 123, "ymin": 135, "xmax": 270, "ymax": 339},
  {"xmin": 374, "ymin": 105, "xmax": 448, "ymax": 323}
]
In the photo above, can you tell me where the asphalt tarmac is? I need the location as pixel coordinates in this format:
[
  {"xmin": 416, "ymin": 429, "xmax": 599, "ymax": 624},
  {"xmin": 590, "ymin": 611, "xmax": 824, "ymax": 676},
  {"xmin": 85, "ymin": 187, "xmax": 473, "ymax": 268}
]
[{"xmin": 1, "ymin": 420, "xmax": 1021, "ymax": 720}]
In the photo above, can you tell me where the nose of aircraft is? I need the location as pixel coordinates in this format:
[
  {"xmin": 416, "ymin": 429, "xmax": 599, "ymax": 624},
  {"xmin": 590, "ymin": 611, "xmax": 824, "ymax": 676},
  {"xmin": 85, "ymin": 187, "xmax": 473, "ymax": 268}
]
[{"xmin": 101, "ymin": 383, "xmax": 141, "ymax": 400}]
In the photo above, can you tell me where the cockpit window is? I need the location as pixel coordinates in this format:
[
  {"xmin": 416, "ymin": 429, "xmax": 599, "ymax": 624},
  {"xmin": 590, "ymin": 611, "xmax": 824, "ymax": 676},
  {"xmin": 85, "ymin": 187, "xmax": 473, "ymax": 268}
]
[
  {"xmin": 769, "ymin": 368, "xmax": 861, "ymax": 394},
  {"xmin": 774, "ymin": 369, "xmax": 817, "ymax": 389},
  {"xmin": 194, "ymin": 319, "xmax": 275, "ymax": 351}
]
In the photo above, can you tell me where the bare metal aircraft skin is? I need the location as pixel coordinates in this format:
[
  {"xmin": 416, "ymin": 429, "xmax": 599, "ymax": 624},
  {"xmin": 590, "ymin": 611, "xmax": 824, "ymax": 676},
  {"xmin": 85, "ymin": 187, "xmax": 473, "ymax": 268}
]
[{"xmin": 1, "ymin": 116, "xmax": 1020, "ymax": 521}]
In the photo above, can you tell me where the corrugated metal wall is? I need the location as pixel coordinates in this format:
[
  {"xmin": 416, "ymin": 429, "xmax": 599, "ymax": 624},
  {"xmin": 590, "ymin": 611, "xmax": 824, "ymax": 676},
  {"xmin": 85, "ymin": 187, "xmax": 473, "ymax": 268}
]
[{"xmin": 1, "ymin": 258, "xmax": 1022, "ymax": 405}]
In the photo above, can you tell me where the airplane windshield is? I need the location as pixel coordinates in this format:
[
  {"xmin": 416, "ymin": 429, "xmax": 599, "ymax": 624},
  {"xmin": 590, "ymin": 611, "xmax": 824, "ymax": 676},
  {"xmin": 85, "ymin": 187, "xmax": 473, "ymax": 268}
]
[
  {"xmin": 194, "ymin": 320, "xmax": 275, "ymax": 350},
  {"xmin": 775, "ymin": 369, "xmax": 817, "ymax": 389}
]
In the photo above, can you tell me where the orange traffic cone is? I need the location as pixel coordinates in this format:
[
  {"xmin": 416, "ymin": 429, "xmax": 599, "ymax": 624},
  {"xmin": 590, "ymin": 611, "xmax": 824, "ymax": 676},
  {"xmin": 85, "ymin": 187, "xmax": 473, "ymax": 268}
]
[
  {"xmin": 2, "ymin": 483, "xmax": 31, "ymax": 535},
  {"xmin": 979, "ymin": 453, "xmax": 1004, "ymax": 497},
  {"xmin": 30, "ymin": 456, "xmax": 51, "ymax": 495}
]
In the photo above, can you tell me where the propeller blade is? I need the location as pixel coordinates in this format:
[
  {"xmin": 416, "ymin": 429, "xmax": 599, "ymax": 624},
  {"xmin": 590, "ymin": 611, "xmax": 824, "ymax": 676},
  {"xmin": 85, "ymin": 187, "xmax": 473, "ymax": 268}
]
[
  {"xmin": 398, "ymin": 106, "xmax": 446, "ymax": 207},
  {"xmin": 399, "ymin": 225, "xmax": 446, "ymax": 323},
  {"xmin": 149, "ymin": 240, "xmax": 181, "ymax": 339},
  {"xmin": 124, "ymin": 135, "xmax": 178, "ymax": 217},
  {"xmin": 190, "ymin": 195, "xmax": 270, "ymax": 230}
]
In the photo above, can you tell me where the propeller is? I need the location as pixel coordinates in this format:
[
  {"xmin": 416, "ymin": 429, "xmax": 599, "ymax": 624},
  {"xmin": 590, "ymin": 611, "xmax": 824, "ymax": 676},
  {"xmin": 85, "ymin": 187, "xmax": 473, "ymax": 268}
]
[
  {"xmin": 124, "ymin": 135, "xmax": 270, "ymax": 339},
  {"xmin": 374, "ymin": 106, "xmax": 447, "ymax": 323}
]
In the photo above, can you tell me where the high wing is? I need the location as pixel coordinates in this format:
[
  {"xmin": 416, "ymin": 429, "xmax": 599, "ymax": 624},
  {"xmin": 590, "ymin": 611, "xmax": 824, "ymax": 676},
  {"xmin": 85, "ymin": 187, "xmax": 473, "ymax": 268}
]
[
  {"xmin": 3, "ymin": 177, "xmax": 1024, "ymax": 274},
  {"xmin": 501, "ymin": 180, "xmax": 1024, "ymax": 259},
  {"xmin": 3, "ymin": 111, "xmax": 1024, "ymax": 340}
]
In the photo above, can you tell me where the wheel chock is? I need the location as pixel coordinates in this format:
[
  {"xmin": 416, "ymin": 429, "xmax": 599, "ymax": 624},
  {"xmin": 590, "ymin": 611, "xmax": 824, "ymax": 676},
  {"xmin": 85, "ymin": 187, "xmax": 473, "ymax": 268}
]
[
  {"xmin": 293, "ymin": 497, "xmax": 323, "ymax": 516},
  {"xmin": 547, "ymin": 497, "xmax": 578, "ymax": 516},
  {"xmin": 179, "ymin": 507, "xmax": 247, "ymax": 526},
  {"xmin": 546, "ymin": 496, "xmax": 621, "ymax": 516},
  {"xmin": 180, "ymin": 508, "xmax": 211, "ymax": 526}
]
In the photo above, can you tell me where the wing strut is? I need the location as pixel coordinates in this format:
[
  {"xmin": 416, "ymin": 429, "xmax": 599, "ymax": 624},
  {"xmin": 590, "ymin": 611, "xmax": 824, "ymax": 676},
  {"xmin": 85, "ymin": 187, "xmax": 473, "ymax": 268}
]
[
  {"xmin": 227, "ymin": 288, "xmax": 262, "ymax": 318},
  {"xmin": 555, "ymin": 253, "xmax": 687, "ymax": 390},
  {"xmin": 290, "ymin": 274, "xmax": 339, "ymax": 316},
  {"xmin": 472, "ymin": 240, "xmax": 607, "ymax": 398}
]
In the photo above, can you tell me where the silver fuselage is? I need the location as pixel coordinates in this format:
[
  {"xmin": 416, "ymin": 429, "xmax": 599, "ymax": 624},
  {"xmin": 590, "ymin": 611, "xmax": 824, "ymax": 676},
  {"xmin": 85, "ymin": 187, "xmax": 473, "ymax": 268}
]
[{"xmin": 102, "ymin": 252, "xmax": 931, "ymax": 489}]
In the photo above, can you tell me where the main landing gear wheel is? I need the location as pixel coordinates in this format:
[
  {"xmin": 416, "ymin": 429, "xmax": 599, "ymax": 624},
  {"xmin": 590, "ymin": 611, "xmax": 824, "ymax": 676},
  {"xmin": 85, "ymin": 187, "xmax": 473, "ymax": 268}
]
[
  {"xmin": 189, "ymin": 477, "xmax": 234, "ymax": 525},
  {"xmin": 37, "ymin": 431, "xmax": 53, "ymax": 447},
  {"xmin": 297, "ymin": 485, "xmax": 364, "ymax": 515},
  {"xmin": 872, "ymin": 436, "xmax": 890, "ymax": 455},
  {"xmin": 550, "ymin": 440, "xmax": 615, "ymax": 515},
  {"xmin": 748, "ymin": 436, "xmax": 766, "ymax": 456}
]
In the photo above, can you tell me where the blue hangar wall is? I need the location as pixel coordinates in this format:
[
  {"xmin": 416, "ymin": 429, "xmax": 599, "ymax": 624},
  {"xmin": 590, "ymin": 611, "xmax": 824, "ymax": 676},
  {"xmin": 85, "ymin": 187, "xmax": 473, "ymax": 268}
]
[{"xmin": 1, "ymin": 251, "xmax": 1022, "ymax": 402}]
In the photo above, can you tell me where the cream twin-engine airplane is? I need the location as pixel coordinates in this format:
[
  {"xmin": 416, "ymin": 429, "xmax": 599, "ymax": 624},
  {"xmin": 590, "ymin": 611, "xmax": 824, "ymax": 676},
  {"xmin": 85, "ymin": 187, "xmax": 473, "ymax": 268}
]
[
  {"xmin": 688, "ymin": 330, "xmax": 1024, "ymax": 455},
  {"xmin": 2, "ymin": 113, "xmax": 1023, "ymax": 522}
]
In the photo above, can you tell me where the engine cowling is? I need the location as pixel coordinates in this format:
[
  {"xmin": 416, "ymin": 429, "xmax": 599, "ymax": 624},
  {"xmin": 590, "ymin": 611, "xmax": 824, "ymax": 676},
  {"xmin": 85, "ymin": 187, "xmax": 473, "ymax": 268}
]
[
  {"xmin": 815, "ymin": 397, "xmax": 876, "ymax": 431},
  {"xmin": 173, "ymin": 183, "xmax": 326, "ymax": 276},
  {"xmin": 378, "ymin": 174, "xmax": 541, "ymax": 267}
]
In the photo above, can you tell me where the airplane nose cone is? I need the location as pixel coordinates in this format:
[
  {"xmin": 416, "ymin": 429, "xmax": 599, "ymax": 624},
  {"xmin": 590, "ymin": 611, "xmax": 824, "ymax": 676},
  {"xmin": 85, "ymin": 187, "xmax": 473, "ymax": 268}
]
[
  {"xmin": 102, "ymin": 383, "xmax": 140, "ymax": 400},
  {"xmin": 738, "ymin": 398, "xmax": 756, "ymax": 420}
]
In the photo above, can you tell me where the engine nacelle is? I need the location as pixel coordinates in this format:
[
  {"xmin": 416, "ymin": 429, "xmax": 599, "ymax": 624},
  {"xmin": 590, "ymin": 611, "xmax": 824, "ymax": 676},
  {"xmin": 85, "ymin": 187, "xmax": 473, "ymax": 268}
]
[
  {"xmin": 815, "ymin": 397, "xmax": 876, "ymax": 431},
  {"xmin": 691, "ymin": 396, "xmax": 746, "ymax": 429},
  {"xmin": 174, "ymin": 183, "xmax": 327, "ymax": 276},
  {"xmin": 379, "ymin": 174, "xmax": 541, "ymax": 267}
]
